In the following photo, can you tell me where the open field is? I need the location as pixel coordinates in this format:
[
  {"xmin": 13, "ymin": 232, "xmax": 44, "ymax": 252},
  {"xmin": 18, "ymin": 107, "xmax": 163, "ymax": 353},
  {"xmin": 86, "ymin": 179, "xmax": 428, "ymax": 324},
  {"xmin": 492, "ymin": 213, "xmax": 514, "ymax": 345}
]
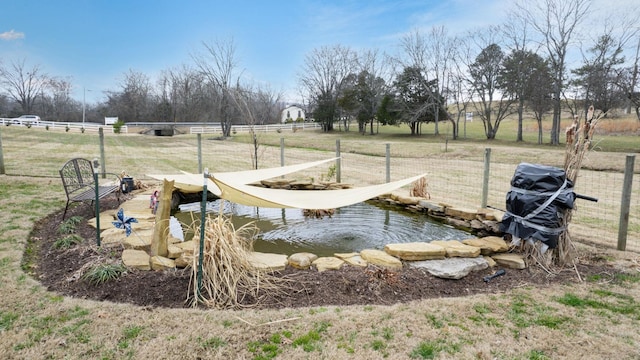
[{"xmin": 0, "ymin": 121, "xmax": 639, "ymax": 359}]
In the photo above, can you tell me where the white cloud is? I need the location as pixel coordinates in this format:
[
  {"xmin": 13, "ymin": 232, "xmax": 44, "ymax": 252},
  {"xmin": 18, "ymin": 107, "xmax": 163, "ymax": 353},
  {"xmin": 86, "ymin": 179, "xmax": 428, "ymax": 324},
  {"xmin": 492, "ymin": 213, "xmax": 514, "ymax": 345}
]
[{"xmin": 0, "ymin": 30, "xmax": 25, "ymax": 40}]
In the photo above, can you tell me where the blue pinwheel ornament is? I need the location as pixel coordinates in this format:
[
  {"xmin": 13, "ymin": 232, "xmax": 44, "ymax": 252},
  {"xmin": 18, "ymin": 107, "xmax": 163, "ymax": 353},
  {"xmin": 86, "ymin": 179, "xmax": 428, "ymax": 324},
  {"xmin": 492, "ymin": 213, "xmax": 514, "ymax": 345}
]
[{"xmin": 112, "ymin": 208, "xmax": 138, "ymax": 237}]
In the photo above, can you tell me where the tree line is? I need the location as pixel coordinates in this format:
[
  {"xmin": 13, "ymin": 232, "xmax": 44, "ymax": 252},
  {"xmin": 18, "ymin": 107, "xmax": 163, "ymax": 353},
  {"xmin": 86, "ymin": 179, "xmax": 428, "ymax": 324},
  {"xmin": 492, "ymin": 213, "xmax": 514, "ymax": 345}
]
[{"xmin": 1, "ymin": 0, "xmax": 639, "ymax": 144}]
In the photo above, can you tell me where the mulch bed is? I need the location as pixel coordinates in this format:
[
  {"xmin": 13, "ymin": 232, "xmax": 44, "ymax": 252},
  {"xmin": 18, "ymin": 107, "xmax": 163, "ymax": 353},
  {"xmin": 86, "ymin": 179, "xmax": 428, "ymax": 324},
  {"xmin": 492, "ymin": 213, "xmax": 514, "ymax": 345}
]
[{"xmin": 23, "ymin": 197, "xmax": 622, "ymax": 310}]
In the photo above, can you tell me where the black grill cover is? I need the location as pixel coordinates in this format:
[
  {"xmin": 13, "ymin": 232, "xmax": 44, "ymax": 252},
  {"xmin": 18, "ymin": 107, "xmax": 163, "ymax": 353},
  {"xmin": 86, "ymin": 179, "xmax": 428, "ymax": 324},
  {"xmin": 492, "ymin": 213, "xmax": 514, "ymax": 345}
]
[{"xmin": 500, "ymin": 163, "xmax": 576, "ymax": 248}]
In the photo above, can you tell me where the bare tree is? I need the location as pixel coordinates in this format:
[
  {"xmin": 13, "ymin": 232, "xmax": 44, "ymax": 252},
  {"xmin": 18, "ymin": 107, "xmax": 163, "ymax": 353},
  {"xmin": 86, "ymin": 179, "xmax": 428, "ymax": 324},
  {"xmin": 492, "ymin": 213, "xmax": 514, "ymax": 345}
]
[
  {"xmin": 299, "ymin": 45, "xmax": 356, "ymax": 132},
  {"xmin": 0, "ymin": 59, "xmax": 48, "ymax": 114},
  {"xmin": 450, "ymin": 36, "xmax": 475, "ymax": 139},
  {"xmin": 426, "ymin": 26, "xmax": 457, "ymax": 138},
  {"xmin": 620, "ymin": 36, "xmax": 640, "ymax": 120},
  {"xmin": 103, "ymin": 70, "xmax": 154, "ymax": 122},
  {"xmin": 192, "ymin": 38, "xmax": 242, "ymax": 137},
  {"xmin": 517, "ymin": 0, "xmax": 591, "ymax": 145},
  {"xmin": 161, "ymin": 65, "xmax": 211, "ymax": 123},
  {"xmin": 230, "ymin": 84, "xmax": 282, "ymax": 168},
  {"xmin": 47, "ymin": 77, "xmax": 75, "ymax": 121}
]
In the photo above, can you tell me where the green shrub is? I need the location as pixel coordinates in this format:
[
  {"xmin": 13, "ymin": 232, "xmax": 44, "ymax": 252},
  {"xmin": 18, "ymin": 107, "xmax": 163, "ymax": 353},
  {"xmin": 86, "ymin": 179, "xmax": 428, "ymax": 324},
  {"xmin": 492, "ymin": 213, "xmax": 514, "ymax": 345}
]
[{"xmin": 113, "ymin": 120, "xmax": 125, "ymax": 134}]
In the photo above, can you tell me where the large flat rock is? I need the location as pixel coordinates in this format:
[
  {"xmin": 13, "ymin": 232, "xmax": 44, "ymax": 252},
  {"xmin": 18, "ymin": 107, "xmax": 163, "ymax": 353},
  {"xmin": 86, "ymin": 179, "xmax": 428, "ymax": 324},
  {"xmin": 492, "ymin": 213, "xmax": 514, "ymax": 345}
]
[
  {"xmin": 247, "ymin": 252, "xmax": 288, "ymax": 272},
  {"xmin": 491, "ymin": 253, "xmax": 526, "ymax": 269},
  {"xmin": 462, "ymin": 236, "xmax": 509, "ymax": 255},
  {"xmin": 288, "ymin": 252, "xmax": 318, "ymax": 270},
  {"xmin": 445, "ymin": 207, "xmax": 478, "ymax": 221},
  {"xmin": 429, "ymin": 240, "xmax": 481, "ymax": 258},
  {"xmin": 151, "ymin": 255, "xmax": 176, "ymax": 270},
  {"xmin": 409, "ymin": 257, "xmax": 489, "ymax": 279},
  {"xmin": 312, "ymin": 257, "xmax": 345, "ymax": 272},
  {"xmin": 384, "ymin": 242, "xmax": 446, "ymax": 261},
  {"xmin": 360, "ymin": 249, "xmax": 402, "ymax": 269},
  {"xmin": 122, "ymin": 249, "xmax": 150, "ymax": 270}
]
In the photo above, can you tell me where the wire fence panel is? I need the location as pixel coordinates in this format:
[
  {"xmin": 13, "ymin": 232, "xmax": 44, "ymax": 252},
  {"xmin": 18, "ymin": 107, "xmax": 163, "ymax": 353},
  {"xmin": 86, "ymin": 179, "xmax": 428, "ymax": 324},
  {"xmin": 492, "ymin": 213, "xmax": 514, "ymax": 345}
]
[{"xmin": 0, "ymin": 127, "xmax": 636, "ymax": 253}]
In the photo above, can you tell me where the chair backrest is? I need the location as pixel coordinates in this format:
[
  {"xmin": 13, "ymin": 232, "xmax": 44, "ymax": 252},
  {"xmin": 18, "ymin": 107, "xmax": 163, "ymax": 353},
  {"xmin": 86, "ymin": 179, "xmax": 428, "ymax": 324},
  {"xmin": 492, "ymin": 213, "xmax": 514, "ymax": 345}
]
[{"xmin": 59, "ymin": 158, "xmax": 94, "ymax": 196}]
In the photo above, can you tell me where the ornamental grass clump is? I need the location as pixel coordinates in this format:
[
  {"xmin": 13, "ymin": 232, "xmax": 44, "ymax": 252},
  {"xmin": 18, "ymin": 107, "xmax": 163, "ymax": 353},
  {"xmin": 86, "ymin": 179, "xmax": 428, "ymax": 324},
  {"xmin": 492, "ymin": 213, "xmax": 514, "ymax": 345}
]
[
  {"xmin": 188, "ymin": 210, "xmax": 285, "ymax": 309},
  {"xmin": 53, "ymin": 234, "xmax": 84, "ymax": 249},
  {"xmin": 57, "ymin": 216, "xmax": 83, "ymax": 235},
  {"xmin": 83, "ymin": 263, "xmax": 127, "ymax": 285}
]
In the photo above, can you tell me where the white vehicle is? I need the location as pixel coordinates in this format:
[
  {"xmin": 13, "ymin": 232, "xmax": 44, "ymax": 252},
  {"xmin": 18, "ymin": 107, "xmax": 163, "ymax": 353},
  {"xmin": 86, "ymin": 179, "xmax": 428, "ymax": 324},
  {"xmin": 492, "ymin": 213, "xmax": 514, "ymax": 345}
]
[{"xmin": 15, "ymin": 115, "xmax": 41, "ymax": 125}]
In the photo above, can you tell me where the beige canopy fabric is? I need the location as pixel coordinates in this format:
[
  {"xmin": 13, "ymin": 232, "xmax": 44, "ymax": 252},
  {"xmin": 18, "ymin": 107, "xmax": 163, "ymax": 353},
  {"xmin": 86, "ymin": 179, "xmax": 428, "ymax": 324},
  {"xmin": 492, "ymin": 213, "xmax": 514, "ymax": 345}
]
[
  {"xmin": 210, "ymin": 173, "xmax": 427, "ymax": 209},
  {"xmin": 148, "ymin": 158, "xmax": 338, "ymax": 195},
  {"xmin": 147, "ymin": 172, "xmax": 220, "ymax": 194},
  {"xmin": 148, "ymin": 158, "xmax": 426, "ymax": 209}
]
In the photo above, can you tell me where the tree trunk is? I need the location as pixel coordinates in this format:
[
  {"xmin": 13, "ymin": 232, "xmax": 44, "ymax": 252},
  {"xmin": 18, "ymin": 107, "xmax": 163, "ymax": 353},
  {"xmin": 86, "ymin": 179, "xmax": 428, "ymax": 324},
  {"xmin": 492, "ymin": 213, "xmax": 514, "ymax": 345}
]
[
  {"xmin": 537, "ymin": 118, "xmax": 543, "ymax": 144},
  {"xmin": 517, "ymin": 102, "xmax": 524, "ymax": 142}
]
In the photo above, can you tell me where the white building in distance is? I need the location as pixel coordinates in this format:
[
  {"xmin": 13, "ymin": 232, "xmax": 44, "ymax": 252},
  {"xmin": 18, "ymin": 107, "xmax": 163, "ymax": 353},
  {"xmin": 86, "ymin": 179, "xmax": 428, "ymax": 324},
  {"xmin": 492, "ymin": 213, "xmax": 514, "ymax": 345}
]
[{"xmin": 280, "ymin": 105, "xmax": 305, "ymax": 123}]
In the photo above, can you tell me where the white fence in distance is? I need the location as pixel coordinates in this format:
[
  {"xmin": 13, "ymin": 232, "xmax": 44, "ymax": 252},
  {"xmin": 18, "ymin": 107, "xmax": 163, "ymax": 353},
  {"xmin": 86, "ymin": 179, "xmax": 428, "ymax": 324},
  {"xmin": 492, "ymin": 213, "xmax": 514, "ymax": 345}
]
[{"xmin": 0, "ymin": 118, "xmax": 128, "ymax": 134}]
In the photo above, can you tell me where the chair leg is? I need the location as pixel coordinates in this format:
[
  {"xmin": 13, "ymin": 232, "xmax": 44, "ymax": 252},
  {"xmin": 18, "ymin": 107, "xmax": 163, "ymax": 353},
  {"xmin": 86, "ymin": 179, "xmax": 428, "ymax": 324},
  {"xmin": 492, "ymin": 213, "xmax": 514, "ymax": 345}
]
[{"xmin": 62, "ymin": 201, "xmax": 70, "ymax": 220}]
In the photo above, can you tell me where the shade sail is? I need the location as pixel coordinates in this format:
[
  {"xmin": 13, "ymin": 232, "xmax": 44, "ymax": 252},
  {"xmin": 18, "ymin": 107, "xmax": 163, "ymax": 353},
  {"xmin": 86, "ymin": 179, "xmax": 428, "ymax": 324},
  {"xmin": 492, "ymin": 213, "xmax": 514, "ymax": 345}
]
[
  {"xmin": 210, "ymin": 173, "xmax": 427, "ymax": 209},
  {"xmin": 147, "ymin": 172, "xmax": 221, "ymax": 194},
  {"xmin": 147, "ymin": 158, "xmax": 338, "ymax": 195},
  {"xmin": 148, "ymin": 158, "xmax": 426, "ymax": 209}
]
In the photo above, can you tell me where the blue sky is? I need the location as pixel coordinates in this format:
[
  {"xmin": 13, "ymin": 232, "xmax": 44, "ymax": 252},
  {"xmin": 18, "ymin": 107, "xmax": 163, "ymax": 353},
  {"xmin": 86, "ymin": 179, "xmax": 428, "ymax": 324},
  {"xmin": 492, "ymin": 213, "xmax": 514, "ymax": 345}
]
[{"xmin": 0, "ymin": 0, "xmax": 633, "ymax": 104}]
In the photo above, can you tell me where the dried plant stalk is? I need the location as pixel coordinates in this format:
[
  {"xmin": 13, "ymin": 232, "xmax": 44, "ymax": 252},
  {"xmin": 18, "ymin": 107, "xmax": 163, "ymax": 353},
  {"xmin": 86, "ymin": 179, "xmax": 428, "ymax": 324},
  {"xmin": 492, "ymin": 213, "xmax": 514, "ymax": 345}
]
[
  {"xmin": 188, "ymin": 207, "xmax": 283, "ymax": 309},
  {"xmin": 410, "ymin": 176, "xmax": 430, "ymax": 199},
  {"xmin": 554, "ymin": 105, "xmax": 601, "ymax": 266}
]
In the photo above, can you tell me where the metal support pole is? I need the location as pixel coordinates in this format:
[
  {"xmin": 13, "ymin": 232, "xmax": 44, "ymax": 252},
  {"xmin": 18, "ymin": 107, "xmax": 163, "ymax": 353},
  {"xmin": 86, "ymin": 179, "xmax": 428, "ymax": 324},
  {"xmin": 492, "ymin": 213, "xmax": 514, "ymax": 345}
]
[
  {"xmin": 197, "ymin": 169, "xmax": 209, "ymax": 302},
  {"xmin": 336, "ymin": 139, "xmax": 341, "ymax": 183},
  {"xmin": 0, "ymin": 128, "xmax": 5, "ymax": 174},
  {"xmin": 99, "ymin": 127, "xmax": 106, "ymax": 178},
  {"xmin": 617, "ymin": 154, "xmax": 635, "ymax": 251},
  {"xmin": 481, "ymin": 148, "xmax": 491, "ymax": 208},
  {"xmin": 386, "ymin": 143, "xmax": 391, "ymax": 183},
  {"xmin": 280, "ymin": 138, "xmax": 285, "ymax": 167},
  {"xmin": 93, "ymin": 159, "xmax": 101, "ymax": 247},
  {"xmin": 197, "ymin": 133, "xmax": 202, "ymax": 173}
]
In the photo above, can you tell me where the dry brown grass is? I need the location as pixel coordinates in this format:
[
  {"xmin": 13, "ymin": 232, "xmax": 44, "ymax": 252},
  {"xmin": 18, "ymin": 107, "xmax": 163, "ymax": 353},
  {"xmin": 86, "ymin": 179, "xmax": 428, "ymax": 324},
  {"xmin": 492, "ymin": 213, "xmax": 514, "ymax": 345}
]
[
  {"xmin": 188, "ymin": 209, "xmax": 284, "ymax": 309},
  {"xmin": 595, "ymin": 117, "xmax": 639, "ymax": 134}
]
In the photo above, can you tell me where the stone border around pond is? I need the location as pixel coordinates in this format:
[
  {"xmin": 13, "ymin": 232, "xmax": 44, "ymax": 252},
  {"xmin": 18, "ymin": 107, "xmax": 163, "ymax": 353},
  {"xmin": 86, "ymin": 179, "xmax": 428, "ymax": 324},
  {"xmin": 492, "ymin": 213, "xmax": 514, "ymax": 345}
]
[{"xmin": 90, "ymin": 184, "xmax": 524, "ymax": 281}]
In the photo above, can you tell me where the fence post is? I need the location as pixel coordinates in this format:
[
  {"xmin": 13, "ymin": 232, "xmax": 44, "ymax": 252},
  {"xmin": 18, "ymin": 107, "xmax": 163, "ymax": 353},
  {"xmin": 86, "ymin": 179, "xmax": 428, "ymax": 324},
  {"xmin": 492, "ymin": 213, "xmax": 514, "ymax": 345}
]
[
  {"xmin": 0, "ymin": 128, "xmax": 5, "ymax": 174},
  {"xmin": 336, "ymin": 139, "xmax": 341, "ymax": 183},
  {"xmin": 99, "ymin": 127, "xmax": 106, "ymax": 178},
  {"xmin": 481, "ymin": 148, "xmax": 491, "ymax": 208},
  {"xmin": 386, "ymin": 143, "xmax": 391, "ymax": 183},
  {"xmin": 617, "ymin": 154, "xmax": 636, "ymax": 251},
  {"xmin": 197, "ymin": 133, "xmax": 202, "ymax": 173},
  {"xmin": 280, "ymin": 138, "xmax": 285, "ymax": 167}
]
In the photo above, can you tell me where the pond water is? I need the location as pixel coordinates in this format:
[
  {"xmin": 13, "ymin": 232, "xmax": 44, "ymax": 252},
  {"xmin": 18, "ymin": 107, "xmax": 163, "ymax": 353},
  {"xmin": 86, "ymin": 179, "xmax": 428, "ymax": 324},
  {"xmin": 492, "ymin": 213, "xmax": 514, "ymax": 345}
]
[{"xmin": 174, "ymin": 199, "xmax": 474, "ymax": 257}]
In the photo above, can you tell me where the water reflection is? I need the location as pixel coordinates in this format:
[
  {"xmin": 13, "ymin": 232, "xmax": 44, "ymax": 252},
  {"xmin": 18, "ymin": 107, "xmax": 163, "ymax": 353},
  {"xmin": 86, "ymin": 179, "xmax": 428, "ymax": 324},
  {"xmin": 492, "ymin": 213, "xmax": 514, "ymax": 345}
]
[{"xmin": 174, "ymin": 200, "xmax": 474, "ymax": 257}]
